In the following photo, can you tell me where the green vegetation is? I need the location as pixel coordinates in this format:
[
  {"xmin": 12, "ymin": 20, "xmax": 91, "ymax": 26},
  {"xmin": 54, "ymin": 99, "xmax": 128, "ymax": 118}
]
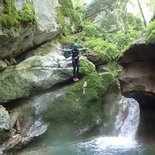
[
  {"xmin": 58, "ymin": 0, "xmax": 142, "ymax": 62},
  {"xmin": 86, "ymin": 38, "xmax": 119, "ymax": 61},
  {"xmin": 146, "ymin": 19, "xmax": 155, "ymax": 43},
  {"xmin": 0, "ymin": 0, "xmax": 35, "ymax": 27},
  {"xmin": 57, "ymin": 0, "xmax": 82, "ymax": 36},
  {"xmin": 57, "ymin": 0, "xmax": 143, "ymax": 79},
  {"xmin": 44, "ymin": 59, "xmax": 102, "ymax": 129},
  {"xmin": 84, "ymin": 28, "xmax": 140, "ymax": 61}
]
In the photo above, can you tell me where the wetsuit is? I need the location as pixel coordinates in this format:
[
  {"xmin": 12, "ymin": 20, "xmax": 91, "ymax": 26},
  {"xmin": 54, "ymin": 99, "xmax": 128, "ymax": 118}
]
[
  {"xmin": 72, "ymin": 48, "xmax": 79, "ymax": 77},
  {"xmin": 62, "ymin": 47, "xmax": 86, "ymax": 77}
]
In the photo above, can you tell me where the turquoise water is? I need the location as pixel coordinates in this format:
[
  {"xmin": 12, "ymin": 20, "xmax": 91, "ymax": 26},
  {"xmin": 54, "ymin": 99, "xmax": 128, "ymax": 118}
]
[
  {"xmin": 18, "ymin": 98, "xmax": 155, "ymax": 155},
  {"xmin": 50, "ymin": 137, "xmax": 155, "ymax": 155},
  {"xmin": 18, "ymin": 136, "xmax": 155, "ymax": 155}
]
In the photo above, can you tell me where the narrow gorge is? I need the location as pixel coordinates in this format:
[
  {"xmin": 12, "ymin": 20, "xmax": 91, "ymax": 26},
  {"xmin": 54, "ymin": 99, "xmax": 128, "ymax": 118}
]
[{"xmin": 0, "ymin": 0, "xmax": 155, "ymax": 155}]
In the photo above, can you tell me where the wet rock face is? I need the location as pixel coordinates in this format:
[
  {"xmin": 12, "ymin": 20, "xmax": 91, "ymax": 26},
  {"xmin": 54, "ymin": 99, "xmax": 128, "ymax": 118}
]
[
  {"xmin": 0, "ymin": 60, "xmax": 7, "ymax": 71},
  {"xmin": 0, "ymin": 58, "xmax": 104, "ymax": 154},
  {"xmin": 118, "ymin": 43, "xmax": 155, "ymax": 108},
  {"xmin": 138, "ymin": 108, "xmax": 155, "ymax": 144},
  {"xmin": 0, "ymin": 0, "xmax": 60, "ymax": 59},
  {"xmin": 0, "ymin": 105, "xmax": 10, "ymax": 144},
  {"xmin": 0, "ymin": 51, "xmax": 72, "ymax": 104}
]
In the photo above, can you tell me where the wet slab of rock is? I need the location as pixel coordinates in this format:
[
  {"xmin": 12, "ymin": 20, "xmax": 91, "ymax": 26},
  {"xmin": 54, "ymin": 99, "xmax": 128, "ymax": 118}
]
[
  {"xmin": 84, "ymin": 51, "xmax": 108, "ymax": 67},
  {"xmin": 0, "ymin": 58, "xmax": 104, "ymax": 154},
  {"xmin": 0, "ymin": 52, "xmax": 72, "ymax": 104},
  {"xmin": 118, "ymin": 43, "xmax": 155, "ymax": 107},
  {"xmin": 0, "ymin": 60, "xmax": 7, "ymax": 71},
  {"xmin": 0, "ymin": 0, "xmax": 60, "ymax": 59},
  {"xmin": 0, "ymin": 105, "xmax": 10, "ymax": 144}
]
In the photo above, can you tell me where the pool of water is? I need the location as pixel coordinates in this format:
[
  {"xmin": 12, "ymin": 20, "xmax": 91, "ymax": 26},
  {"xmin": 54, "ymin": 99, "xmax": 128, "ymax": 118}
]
[
  {"xmin": 17, "ymin": 98, "xmax": 155, "ymax": 155},
  {"xmin": 18, "ymin": 135, "xmax": 155, "ymax": 155},
  {"xmin": 55, "ymin": 137, "xmax": 155, "ymax": 155}
]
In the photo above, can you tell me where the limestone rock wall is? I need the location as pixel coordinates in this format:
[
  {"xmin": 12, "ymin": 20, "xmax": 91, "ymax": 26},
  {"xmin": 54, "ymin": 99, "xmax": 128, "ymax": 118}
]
[
  {"xmin": 0, "ymin": 0, "xmax": 60, "ymax": 59},
  {"xmin": 118, "ymin": 43, "xmax": 155, "ymax": 107}
]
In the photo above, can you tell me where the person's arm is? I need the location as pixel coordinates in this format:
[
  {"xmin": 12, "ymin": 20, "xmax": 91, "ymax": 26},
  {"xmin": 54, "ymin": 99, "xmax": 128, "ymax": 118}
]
[
  {"xmin": 62, "ymin": 48, "xmax": 72, "ymax": 52},
  {"xmin": 62, "ymin": 48, "xmax": 72, "ymax": 58},
  {"xmin": 78, "ymin": 48, "xmax": 87, "ymax": 52}
]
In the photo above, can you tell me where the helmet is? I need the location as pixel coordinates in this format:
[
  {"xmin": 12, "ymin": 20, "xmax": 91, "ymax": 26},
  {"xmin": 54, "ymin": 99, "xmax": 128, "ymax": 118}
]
[{"xmin": 73, "ymin": 43, "xmax": 78, "ymax": 47}]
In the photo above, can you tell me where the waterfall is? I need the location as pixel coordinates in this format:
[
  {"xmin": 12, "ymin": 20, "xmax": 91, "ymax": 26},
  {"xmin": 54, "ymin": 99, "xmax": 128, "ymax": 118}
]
[
  {"xmin": 74, "ymin": 97, "xmax": 141, "ymax": 155},
  {"xmin": 115, "ymin": 97, "xmax": 140, "ymax": 139},
  {"xmin": 19, "ymin": 97, "xmax": 142, "ymax": 155}
]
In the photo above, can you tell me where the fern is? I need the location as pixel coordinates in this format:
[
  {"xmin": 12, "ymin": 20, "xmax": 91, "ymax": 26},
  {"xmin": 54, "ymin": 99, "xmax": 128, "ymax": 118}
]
[{"xmin": 0, "ymin": 0, "xmax": 36, "ymax": 27}]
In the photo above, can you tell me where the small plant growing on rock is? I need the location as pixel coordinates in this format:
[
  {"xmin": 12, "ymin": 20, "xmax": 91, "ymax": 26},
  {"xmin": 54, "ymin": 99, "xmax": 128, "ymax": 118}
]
[{"xmin": 0, "ymin": 0, "xmax": 36, "ymax": 27}]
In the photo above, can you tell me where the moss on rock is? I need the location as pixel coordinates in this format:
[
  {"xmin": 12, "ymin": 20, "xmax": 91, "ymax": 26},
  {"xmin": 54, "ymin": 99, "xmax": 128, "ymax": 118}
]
[
  {"xmin": 56, "ymin": 0, "xmax": 81, "ymax": 36},
  {"xmin": 80, "ymin": 58, "xmax": 96, "ymax": 74},
  {"xmin": 100, "ymin": 72, "xmax": 115, "ymax": 92},
  {"xmin": 43, "ymin": 58, "xmax": 102, "ymax": 133},
  {"xmin": 44, "ymin": 76, "xmax": 102, "ymax": 130},
  {"xmin": 0, "ymin": 0, "xmax": 35, "ymax": 27}
]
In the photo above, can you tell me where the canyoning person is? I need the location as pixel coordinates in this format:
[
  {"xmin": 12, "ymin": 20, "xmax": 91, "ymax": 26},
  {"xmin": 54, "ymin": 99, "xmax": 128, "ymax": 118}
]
[
  {"xmin": 72, "ymin": 43, "xmax": 80, "ymax": 81},
  {"xmin": 62, "ymin": 42, "xmax": 86, "ymax": 81}
]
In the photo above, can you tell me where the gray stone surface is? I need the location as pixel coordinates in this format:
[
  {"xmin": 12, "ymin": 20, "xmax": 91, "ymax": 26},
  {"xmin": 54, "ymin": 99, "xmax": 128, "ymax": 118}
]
[
  {"xmin": 0, "ymin": 0, "xmax": 61, "ymax": 59},
  {"xmin": 0, "ymin": 58, "xmax": 104, "ymax": 154},
  {"xmin": 0, "ymin": 105, "xmax": 10, "ymax": 143},
  {"xmin": 0, "ymin": 51, "xmax": 72, "ymax": 103},
  {"xmin": 0, "ymin": 105, "xmax": 10, "ymax": 131},
  {"xmin": 33, "ymin": 0, "xmax": 59, "ymax": 31},
  {"xmin": 0, "ymin": 60, "xmax": 7, "ymax": 71}
]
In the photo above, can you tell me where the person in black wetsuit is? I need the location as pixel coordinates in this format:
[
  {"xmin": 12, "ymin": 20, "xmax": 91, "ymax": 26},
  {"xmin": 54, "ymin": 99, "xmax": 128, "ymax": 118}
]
[
  {"xmin": 62, "ymin": 43, "xmax": 87, "ymax": 80},
  {"xmin": 72, "ymin": 43, "xmax": 79, "ymax": 79}
]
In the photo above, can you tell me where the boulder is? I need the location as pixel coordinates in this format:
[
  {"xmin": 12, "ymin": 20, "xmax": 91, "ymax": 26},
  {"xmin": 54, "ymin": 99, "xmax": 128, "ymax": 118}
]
[
  {"xmin": 0, "ymin": 60, "xmax": 7, "ymax": 71},
  {"xmin": 0, "ymin": 58, "xmax": 104, "ymax": 153},
  {"xmin": 0, "ymin": 0, "xmax": 60, "ymax": 59},
  {"xmin": 84, "ymin": 51, "xmax": 108, "ymax": 67},
  {"xmin": 118, "ymin": 43, "xmax": 155, "ymax": 108},
  {"xmin": 0, "ymin": 51, "xmax": 72, "ymax": 104},
  {"xmin": 0, "ymin": 105, "xmax": 10, "ymax": 144}
]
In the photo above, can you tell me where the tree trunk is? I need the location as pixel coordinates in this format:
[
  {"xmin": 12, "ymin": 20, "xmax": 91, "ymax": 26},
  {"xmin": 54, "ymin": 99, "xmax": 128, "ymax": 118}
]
[{"xmin": 137, "ymin": 0, "xmax": 147, "ymax": 27}]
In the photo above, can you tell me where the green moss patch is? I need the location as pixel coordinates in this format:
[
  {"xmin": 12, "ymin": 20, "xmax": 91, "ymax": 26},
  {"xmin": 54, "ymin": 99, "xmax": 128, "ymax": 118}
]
[
  {"xmin": 0, "ymin": 0, "xmax": 36, "ymax": 27},
  {"xmin": 56, "ymin": 0, "xmax": 81, "ymax": 36},
  {"xmin": 43, "ymin": 59, "xmax": 102, "ymax": 131},
  {"xmin": 44, "ymin": 73, "xmax": 102, "ymax": 129}
]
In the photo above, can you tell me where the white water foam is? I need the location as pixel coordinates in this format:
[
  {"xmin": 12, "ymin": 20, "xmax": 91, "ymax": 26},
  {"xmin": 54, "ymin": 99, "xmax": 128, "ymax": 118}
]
[
  {"xmin": 118, "ymin": 97, "xmax": 140, "ymax": 139},
  {"xmin": 75, "ymin": 97, "xmax": 140, "ymax": 155}
]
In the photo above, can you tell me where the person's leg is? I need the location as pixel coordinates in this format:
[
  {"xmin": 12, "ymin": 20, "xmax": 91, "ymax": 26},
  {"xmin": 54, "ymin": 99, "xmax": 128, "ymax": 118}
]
[
  {"xmin": 76, "ymin": 62, "xmax": 79, "ymax": 77},
  {"xmin": 72, "ymin": 62, "xmax": 76, "ymax": 77},
  {"xmin": 74, "ymin": 60, "xmax": 79, "ymax": 77},
  {"xmin": 73, "ymin": 66, "xmax": 76, "ymax": 77}
]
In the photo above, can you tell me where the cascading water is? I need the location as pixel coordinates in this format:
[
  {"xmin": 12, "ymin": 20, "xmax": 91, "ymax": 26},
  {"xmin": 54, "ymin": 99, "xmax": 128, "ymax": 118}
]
[
  {"xmin": 115, "ymin": 97, "xmax": 140, "ymax": 139},
  {"xmin": 18, "ymin": 97, "xmax": 155, "ymax": 155},
  {"xmin": 73, "ymin": 97, "xmax": 141, "ymax": 155}
]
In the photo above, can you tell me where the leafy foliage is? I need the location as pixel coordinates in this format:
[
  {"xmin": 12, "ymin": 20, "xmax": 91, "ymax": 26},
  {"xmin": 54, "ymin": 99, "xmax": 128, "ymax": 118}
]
[
  {"xmin": 72, "ymin": 0, "xmax": 87, "ymax": 18},
  {"xmin": 86, "ymin": 0, "xmax": 144, "ymax": 33},
  {"xmin": 146, "ymin": 19, "xmax": 155, "ymax": 43},
  {"xmin": 86, "ymin": 38, "xmax": 119, "ymax": 61},
  {"xmin": 57, "ymin": 0, "xmax": 82, "ymax": 36},
  {"xmin": 19, "ymin": 2, "xmax": 36, "ymax": 23},
  {"xmin": 59, "ymin": 0, "xmax": 142, "ymax": 63},
  {"xmin": 84, "ymin": 28, "xmax": 140, "ymax": 61},
  {"xmin": 1, "ymin": 0, "xmax": 20, "ymax": 26},
  {"xmin": 81, "ymin": 21, "xmax": 107, "ymax": 38},
  {"xmin": 0, "ymin": 0, "xmax": 35, "ymax": 27},
  {"xmin": 122, "ymin": 12, "xmax": 144, "ymax": 31},
  {"xmin": 110, "ymin": 29, "xmax": 141, "ymax": 50}
]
